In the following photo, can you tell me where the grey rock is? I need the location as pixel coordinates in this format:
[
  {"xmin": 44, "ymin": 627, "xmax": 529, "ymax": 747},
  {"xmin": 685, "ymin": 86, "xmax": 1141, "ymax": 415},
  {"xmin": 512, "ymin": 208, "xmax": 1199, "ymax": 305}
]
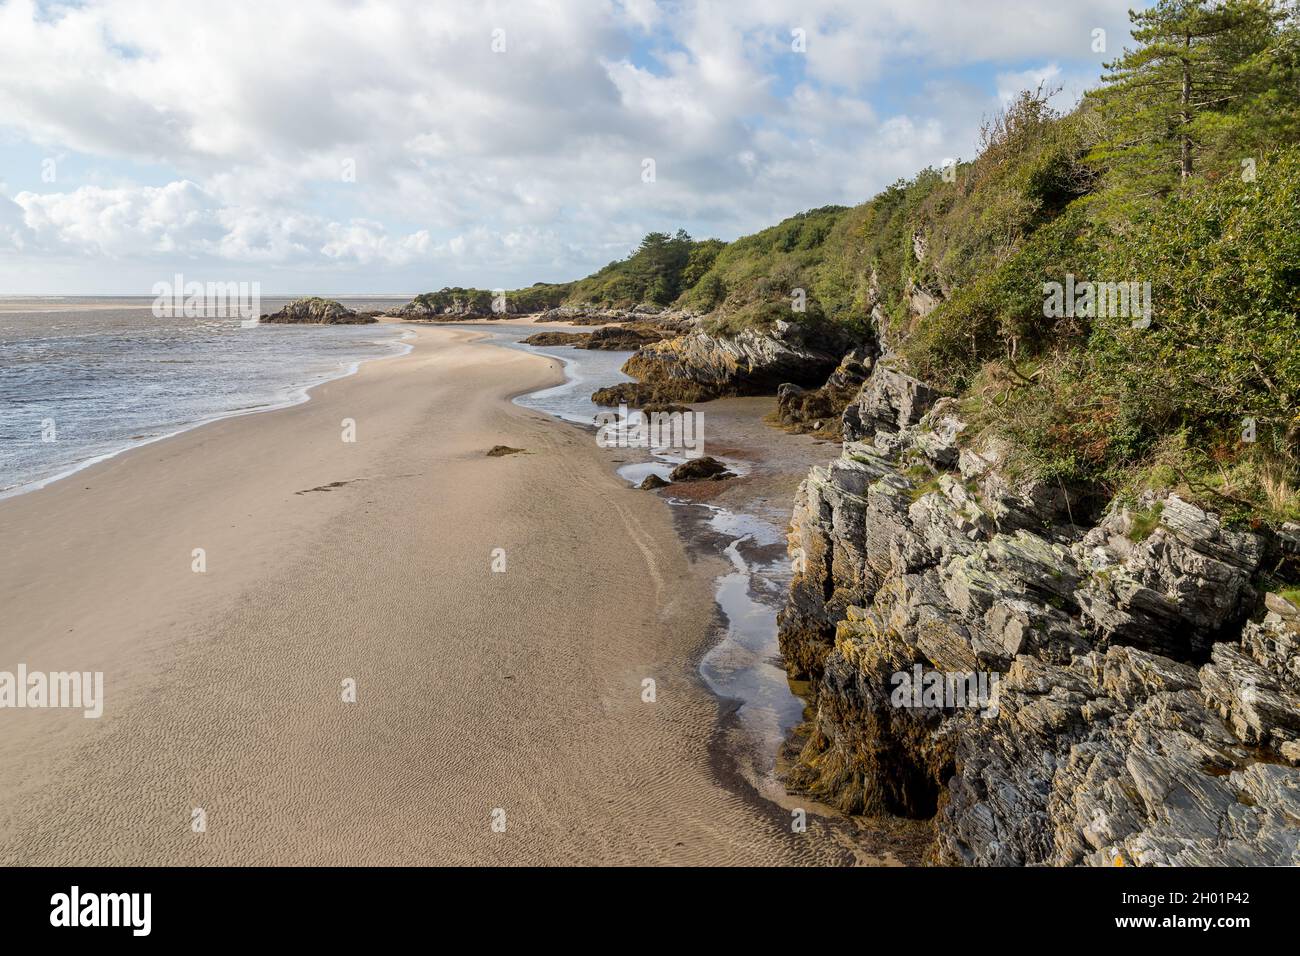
[
  {"xmin": 905, "ymin": 278, "xmax": 941, "ymax": 319},
  {"xmin": 1072, "ymin": 496, "xmax": 1264, "ymax": 657},
  {"xmin": 1265, "ymin": 591, "xmax": 1300, "ymax": 620},
  {"xmin": 1200, "ymin": 643, "xmax": 1300, "ymax": 751},
  {"xmin": 938, "ymin": 647, "xmax": 1300, "ymax": 866},
  {"xmin": 778, "ymin": 390, "xmax": 1300, "ymax": 865},
  {"xmin": 1242, "ymin": 608, "xmax": 1300, "ymax": 691},
  {"xmin": 621, "ymin": 319, "xmax": 855, "ymax": 400},
  {"xmin": 842, "ymin": 364, "xmax": 941, "ymax": 441}
]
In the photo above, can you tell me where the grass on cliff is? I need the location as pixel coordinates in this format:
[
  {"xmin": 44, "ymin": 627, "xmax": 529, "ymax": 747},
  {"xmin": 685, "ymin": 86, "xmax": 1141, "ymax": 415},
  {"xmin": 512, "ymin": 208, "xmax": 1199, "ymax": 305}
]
[{"xmin": 885, "ymin": 4, "xmax": 1300, "ymax": 530}]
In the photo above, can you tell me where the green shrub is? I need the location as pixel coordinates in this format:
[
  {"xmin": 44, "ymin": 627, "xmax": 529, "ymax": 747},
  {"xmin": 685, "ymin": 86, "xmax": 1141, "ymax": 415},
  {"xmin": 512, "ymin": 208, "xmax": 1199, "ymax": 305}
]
[
  {"xmin": 566, "ymin": 229, "xmax": 715, "ymax": 308},
  {"xmin": 1089, "ymin": 148, "xmax": 1300, "ymax": 452},
  {"xmin": 678, "ymin": 205, "xmax": 852, "ymax": 330}
]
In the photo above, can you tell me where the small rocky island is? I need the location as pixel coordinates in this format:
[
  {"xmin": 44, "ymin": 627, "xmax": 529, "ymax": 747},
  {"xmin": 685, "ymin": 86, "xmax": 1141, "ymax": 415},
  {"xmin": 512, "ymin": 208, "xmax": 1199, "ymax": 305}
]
[{"xmin": 260, "ymin": 297, "xmax": 377, "ymax": 324}]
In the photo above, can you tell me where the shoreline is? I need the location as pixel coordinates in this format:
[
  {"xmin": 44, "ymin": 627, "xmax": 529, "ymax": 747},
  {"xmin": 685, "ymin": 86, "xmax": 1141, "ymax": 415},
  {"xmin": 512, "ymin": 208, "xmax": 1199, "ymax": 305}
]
[
  {"xmin": 0, "ymin": 322, "xmax": 854, "ymax": 865},
  {"xmin": 648, "ymin": 398, "xmax": 935, "ymax": 865},
  {"xmin": 480, "ymin": 321, "xmax": 928, "ymax": 863},
  {"xmin": 0, "ymin": 321, "xmax": 415, "ymax": 503}
]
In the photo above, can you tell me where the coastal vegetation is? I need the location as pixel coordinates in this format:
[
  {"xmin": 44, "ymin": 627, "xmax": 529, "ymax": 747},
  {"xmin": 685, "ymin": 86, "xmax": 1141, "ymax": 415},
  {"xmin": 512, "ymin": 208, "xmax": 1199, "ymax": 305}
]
[
  {"xmin": 567, "ymin": 229, "xmax": 722, "ymax": 308},
  {"xmin": 403, "ymin": 0, "xmax": 1298, "ymax": 529},
  {"xmin": 405, "ymin": 283, "xmax": 572, "ymax": 314},
  {"xmin": 767, "ymin": 0, "xmax": 1300, "ymax": 865}
]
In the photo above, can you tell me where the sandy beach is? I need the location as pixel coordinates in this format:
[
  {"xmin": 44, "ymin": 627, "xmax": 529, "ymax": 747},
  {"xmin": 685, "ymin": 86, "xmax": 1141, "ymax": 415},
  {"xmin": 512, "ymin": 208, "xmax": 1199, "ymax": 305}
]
[{"xmin": 0, "ymin": 324, "xmax": 858, "ymax": 865}]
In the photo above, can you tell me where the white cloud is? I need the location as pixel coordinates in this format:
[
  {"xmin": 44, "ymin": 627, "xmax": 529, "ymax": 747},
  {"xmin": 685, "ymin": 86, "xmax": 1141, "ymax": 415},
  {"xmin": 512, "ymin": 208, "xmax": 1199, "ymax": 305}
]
[
  {"xmin": 13, "ymin": 182, "xmax": 216, "ymax": 256},
  {"xmin": 0, "ymin": 194, "xmax": 34, "ymax": 251},
  {"xmin": 7, "ymin": 181, "xmax": 434, "ymax": 268},
  {"xmin": 996, "ymin": 62, "xmax": 1099, "ymax": 116},
  {"xmin": 0, "ymin": 0, "xmax": 1139, "ymax": 291}
]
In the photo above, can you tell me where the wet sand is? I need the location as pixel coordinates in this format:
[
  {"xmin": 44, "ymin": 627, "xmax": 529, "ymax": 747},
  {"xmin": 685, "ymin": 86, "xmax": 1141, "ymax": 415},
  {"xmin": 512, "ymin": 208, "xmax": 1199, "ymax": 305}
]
[{"xmin": 0, "ymin": 324, "xmax": 855, "ymax": 865}]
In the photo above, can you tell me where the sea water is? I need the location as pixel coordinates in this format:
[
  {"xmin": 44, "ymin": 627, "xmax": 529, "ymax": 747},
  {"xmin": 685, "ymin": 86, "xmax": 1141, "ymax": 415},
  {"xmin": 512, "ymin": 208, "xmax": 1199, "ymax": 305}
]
[{"xmin": 0, "ymin": 297, "xmax": 410, "ymax": 498}]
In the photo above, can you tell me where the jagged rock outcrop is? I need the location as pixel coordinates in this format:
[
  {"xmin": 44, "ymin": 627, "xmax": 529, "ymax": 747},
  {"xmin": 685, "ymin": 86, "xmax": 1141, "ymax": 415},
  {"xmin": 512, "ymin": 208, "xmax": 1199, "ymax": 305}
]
[
  {"xmin": 937, "ymin": 637, "xmax": 1300, "ymax": 865},
  {"xmin": 616, "ymin": 319, "xmax": 855, "ymax": 405},
  {"xmin": 904, "ymin": 279, "xmax": 941, "ymax": 320},
  {"xmin": 1074, "ymin": 494, "xmax": 1266, "ymax": 658},
  {"xmin": 842, "ymin": 363, "xmax": 941, "ymax": 441},
  {"xmin": 260, "ymin": 297, "xmax": 376, "ymax": 324},
  {"xmin": 591, "ymin": 380, "xmax": 713, "ymax": 407},
  {"xmin": 865, "ymin": 269, "xmax": 895, "ymax": 354},
  {"xmin": 525, "ymin": 324, "xmax": 669, "ymax": 351},
  {"xmin": 779, "ymin": 361, "xmax": 1300, "ymax": 865},
  {"xmin": 579, "ymin": 325, "xmax": 670, "ymax": 350},
  {"xmin": 775, "ymin": 347, "xmax": 876, "ymax": 438}
]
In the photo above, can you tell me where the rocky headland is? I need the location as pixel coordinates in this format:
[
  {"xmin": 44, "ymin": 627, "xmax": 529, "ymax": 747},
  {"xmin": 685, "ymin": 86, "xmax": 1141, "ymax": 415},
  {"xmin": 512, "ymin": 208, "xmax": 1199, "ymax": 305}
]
[{"xmin": 385, "ymin": 289, "xmax": 501, "ymax": 319}]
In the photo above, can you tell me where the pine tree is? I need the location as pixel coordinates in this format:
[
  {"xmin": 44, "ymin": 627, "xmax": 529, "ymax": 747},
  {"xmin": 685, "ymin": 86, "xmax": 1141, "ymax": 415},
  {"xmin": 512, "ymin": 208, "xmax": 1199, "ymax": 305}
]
[{"xmin": 1086, "ymin": 0, "xmax": 1286, "ymax": 203}]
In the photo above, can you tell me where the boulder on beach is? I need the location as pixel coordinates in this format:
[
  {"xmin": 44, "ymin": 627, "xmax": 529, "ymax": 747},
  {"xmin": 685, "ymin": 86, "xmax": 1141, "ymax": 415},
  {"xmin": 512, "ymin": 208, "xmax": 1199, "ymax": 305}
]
[
  {"xmin": 524, "ymin": 324, "xmax": 670, "ymax": 351},
  {"xmin": 639, "ymin": 474, "xmax": 670, "ymax": 490},
  {"xmin": 619, "ymin": 319, "xmax": 853, "ymax": 402},
  {"xmin": 668, "ymin": 456, "xmax": 734, "ymax": 482}
]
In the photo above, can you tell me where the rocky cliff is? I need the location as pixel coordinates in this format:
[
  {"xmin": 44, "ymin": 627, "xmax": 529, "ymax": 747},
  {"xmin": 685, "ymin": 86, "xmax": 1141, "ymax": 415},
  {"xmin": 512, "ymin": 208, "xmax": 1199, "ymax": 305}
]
[
  {"xmin": 779, "ymin": 360, "xmax": 1300, "ymax": 865},
  {"xmin": 774, "ymin": 346, "xmax": 876, "ymax": 439}
]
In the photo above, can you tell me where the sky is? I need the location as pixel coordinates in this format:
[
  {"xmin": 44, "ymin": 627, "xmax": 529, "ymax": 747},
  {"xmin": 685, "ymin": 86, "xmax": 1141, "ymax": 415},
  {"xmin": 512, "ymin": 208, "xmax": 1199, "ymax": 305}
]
[{"xmin": 0, "ymin": 0, "xmax": 1147, "ymax": 295}]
